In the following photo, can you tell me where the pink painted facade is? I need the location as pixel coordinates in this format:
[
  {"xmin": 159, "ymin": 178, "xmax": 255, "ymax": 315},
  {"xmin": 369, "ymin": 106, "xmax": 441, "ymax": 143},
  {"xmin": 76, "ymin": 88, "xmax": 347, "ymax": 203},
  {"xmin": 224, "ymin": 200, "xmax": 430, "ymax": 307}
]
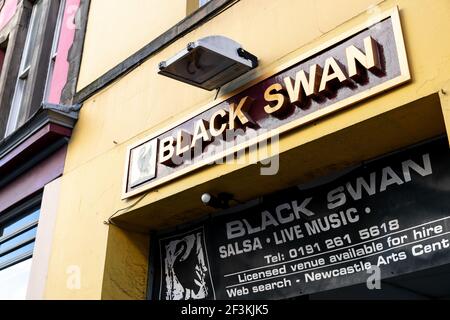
[
  {"xmin": 0, "ymin": 0, "xmax": 80, "ymax": 104},
  {"xmin": 0, "ymin": 0, "xmax": 17, "ymax": 30},
  {"xmin": 47, "ymin": 0, "xmax": 81, "ymax": 104}
]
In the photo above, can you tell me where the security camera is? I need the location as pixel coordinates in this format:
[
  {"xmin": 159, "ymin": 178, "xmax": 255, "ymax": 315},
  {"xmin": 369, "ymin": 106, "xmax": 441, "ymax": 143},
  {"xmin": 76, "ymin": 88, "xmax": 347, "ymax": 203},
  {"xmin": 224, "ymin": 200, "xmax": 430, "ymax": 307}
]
[{"xmin": 201, "ymin": 192, "xmax": 233, "ymax": 209}]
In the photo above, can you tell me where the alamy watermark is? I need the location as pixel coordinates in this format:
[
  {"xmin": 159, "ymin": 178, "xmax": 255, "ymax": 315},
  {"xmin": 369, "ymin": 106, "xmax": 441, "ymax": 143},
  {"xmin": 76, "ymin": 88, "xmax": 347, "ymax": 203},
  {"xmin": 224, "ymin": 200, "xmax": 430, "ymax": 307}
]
[{"xmin": 166, "ymin": 128, "xmax": 281, "ymax": 176}]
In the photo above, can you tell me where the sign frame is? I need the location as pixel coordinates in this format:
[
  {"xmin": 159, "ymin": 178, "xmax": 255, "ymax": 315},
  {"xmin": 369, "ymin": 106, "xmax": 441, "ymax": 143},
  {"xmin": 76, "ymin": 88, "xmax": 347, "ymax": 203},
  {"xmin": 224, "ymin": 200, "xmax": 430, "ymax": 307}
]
[{"xmin": 122, "ymin": 6, "xmax": 410, "ymax": 199}]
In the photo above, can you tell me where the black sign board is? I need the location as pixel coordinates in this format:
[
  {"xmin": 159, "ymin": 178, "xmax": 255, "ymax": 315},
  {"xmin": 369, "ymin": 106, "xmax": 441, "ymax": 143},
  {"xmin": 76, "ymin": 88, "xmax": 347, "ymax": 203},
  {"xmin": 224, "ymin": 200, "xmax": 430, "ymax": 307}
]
[{"xmin": 153, "ymin": 138, "xmax": 450, "ymax": 300}]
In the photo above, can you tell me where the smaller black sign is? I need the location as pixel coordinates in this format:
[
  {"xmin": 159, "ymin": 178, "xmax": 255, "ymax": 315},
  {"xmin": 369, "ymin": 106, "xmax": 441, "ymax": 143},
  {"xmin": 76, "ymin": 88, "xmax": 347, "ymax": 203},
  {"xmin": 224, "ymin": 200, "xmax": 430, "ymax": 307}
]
[{"xmin": 153, "ymin": 138, "xmax": 450, "ymax": 300}]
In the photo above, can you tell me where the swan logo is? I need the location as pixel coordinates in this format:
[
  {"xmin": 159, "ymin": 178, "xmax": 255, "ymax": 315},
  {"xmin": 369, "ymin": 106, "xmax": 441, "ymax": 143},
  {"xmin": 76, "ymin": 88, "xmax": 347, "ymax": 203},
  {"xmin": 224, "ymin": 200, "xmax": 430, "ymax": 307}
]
[
  {"xmin": 128, "ymin": 139, "xmax": 157, "ymax": 189},
  {"xmin": 159, "ymin": 227, "xmax": 215, "ymax": 300}
]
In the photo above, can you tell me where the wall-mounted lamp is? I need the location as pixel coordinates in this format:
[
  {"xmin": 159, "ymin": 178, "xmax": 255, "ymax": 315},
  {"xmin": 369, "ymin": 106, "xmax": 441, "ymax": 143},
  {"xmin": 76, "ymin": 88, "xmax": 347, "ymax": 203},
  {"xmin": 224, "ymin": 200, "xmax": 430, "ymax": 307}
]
[{"xmin": 158, "ymin": 36, "xmax": 258, "ymax": 91}]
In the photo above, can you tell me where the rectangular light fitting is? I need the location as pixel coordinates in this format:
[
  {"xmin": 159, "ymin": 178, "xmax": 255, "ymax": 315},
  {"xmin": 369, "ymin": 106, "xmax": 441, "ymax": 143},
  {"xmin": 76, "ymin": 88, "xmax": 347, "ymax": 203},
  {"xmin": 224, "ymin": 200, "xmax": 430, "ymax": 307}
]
[{"xmin": 158, "ymin": 36, "xmax": 258, "ymax": 91}]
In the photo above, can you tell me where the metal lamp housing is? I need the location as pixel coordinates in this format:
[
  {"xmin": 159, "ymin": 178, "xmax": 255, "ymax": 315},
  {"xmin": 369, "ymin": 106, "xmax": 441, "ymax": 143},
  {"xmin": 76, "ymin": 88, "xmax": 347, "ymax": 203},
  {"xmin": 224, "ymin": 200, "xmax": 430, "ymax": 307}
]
[{"xmin": 158, "ymin": 36, "xmax": 258, "ymax": 91}]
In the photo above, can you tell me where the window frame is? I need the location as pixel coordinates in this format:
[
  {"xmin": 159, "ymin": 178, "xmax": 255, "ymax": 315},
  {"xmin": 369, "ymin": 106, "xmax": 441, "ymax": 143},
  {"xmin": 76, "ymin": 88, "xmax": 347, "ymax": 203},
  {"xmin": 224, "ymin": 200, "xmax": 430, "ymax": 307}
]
[
  {"xmin": 187, "ymin": 0, "xmax": 212, "ymax": 16},
  {"xmin": 199, "ymin": 0, "xmax": 211, "ymax": 7},
  {"xmin": 5, "ymin": 0, "xmax": 45, "ymax": 136},
  {"xmin": 3, "ymin": 0, "xmax": 63, "ymax": 138},
  {"xmin": 0, "ymin": 194, "xmax": 41, "ymax": 271}
]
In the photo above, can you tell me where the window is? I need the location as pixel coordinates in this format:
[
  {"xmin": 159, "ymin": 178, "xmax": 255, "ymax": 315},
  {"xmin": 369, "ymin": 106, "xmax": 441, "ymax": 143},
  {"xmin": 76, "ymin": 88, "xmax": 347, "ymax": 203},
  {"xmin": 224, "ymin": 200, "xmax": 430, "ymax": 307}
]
[
  {"xmin": 43, "ymin": 0, "xmax": 66, "ymax": 101},
  {"xmin": 0, "ymin": 199, "xmax": 40, "ymax": 300},
  {"xmin": 5, "ymin": 0, "xmax": 45, "ymax": 136},
  {"xmin": 187, "ymin": 0, "xmax": 211, "ymax": 16}
]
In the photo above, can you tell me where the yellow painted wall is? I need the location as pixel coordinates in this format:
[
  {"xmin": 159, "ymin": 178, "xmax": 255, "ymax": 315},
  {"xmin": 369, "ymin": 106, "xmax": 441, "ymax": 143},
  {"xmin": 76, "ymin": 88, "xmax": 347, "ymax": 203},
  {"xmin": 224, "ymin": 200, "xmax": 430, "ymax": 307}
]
[
  {"xmin": 77, "ymin": 0, "xmax": 187, "ymax": 90},
  {"xmin": 45, "ymin": 0, "xmax": 450, "ymax": 299}
]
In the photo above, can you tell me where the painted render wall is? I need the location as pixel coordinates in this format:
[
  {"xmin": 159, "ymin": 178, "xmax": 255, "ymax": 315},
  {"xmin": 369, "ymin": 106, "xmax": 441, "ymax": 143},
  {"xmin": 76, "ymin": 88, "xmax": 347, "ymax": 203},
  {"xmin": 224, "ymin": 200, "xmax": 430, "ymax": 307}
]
[{"xmin": 76, "ymin": 0, "xmax": 187, "ymax": 90}]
